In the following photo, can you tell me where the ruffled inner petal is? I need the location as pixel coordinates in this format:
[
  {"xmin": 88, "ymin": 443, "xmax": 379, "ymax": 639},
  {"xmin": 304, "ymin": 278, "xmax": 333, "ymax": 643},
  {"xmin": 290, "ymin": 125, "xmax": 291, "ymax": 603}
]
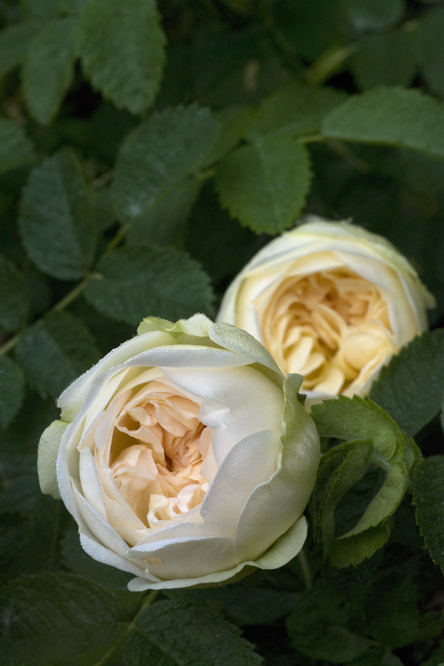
[
  {"xmin": 259, "ymin": 265, "xmax": 395, "ymax": 394},
  {"xmin": 88, "ymin": 375, "xmax": 212, "ymax": 534}
]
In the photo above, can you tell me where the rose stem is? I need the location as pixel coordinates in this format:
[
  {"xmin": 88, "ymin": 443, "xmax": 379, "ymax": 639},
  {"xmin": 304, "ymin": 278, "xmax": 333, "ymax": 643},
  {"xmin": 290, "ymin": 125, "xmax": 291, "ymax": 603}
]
[{"xmin": 297, "ymin": 549, "xmax": 312, "ymax": 592}]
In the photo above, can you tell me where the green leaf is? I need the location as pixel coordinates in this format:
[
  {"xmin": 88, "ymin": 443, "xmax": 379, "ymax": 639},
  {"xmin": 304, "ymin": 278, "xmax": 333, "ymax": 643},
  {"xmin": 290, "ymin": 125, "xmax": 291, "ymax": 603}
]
[
  {"xmin": 342, "ymin": 0, "xmax": 404, "ymax": 30},
  {"xmin": 0, "ymin": 254, "xmax": 29, "ymax": 332},
  {"xmin": 126, "ymin": 177, "xmax": 202, "ymax": 248},
  {"xmin": 422, "ymin": 641, "xmax": 444, "ymax": 666},
  {"xmin": 185, "ymin": 182, "xmax": 259, "ymax": 286},
  {"xmin": 348, "ymin": 647, "xmax": 404, "ymax": 666},
  {"xmin": 328, "ymin": 523, "xmax": 391, "ymax": 568},
  {"xmin": 201, "ymin": 105, "xmax": 255, "ymax": 168},
  {"xmin": 322, "ymin": 87, "xmax": 444, "ymax": 158},
  {"xmin": 0, "ymin": 462, "xmax": 39, "ymax": 515},
  {"xmin": 124, "ymin": 600, "xmax": 263, "ymax": 665},
  {"xmin": 113, "ymin": 105, "xmax": 218, "ymax": 225},
  {"xmin": 0, "ymin": 356, "xmax": 25, "ymax": 429},
  {"xmin": 245, "ymin": 82, "xmax": 346, "ymax": 142},
  {"xmin": 0, "ymin": 573, "xmax": 129, "ymax": 665},
  {"xmin": 412, "ymin": 455, "xmax": 444, "ymax": 573},
  {"xmin": 274, "ymin": 0, "xmax": 351, "ymax": 62},
  {"xmin": 19, "ymin": 0, "xmax": 87, "ymax": 22},
  {"xmin": 370, "ymin": 329, "xmax": 444, "ymax": 436},
  {"xmin": 286, "ymin": 577, "xmax": 370, "ymax": 663},
  {"xmin": 22, "ymin": 18, "xmax": 77, "ymax": 125},
  {"xmin": 0, "ymin": 492, "xmax": 64, "ymax": 585},
  {"xmin": 312, "ymin": 396, "xmax": 404, "ymax": 461},
  {"xmin": 77, "ymin": 0, "xmax": 166, "ymax": 114},
  {"xmin": 19, "ymin": 0, "xmax": 60, "ymax": 23},
  {"xmin": 165, "ymin": 583, "xmax": 302, "ymax": 626},
  {"xmin": 16, "ymin": 311, "xmax": 101, "ymax": 399},
  {"xmin": 84, "ymin": 245, "xmax": 214, "ymax": 326},
  {"xmin": 18, "ymin": 148, "xmax": 96, "ymax": 280},
  {"xmin": 0, "ymin": 22, "xmax": 37, "ymax": 79},
  {"xmin": 311, "ymin": 396, "xmax": 409, "ymax": 565},
  {"xmin": 417, "ymin": 7, "xmax": 444, "ymax": 99},
  {"xmin": 351, "ymin": 29, "xmax": 416, "ymax": 91},
  {"xmin": 0, "ymin": 388, "xmax": 58, "ymax": 461},
  {"xmin": 215, "ymin": 136, "xmax": 311, "ymax": 234},
  {"xmin": 0, "ymin": 118, "xmax": 34, "ymax": 174},
  {"xmin": 310, "ymin": 439, "xmax": 374, "ymax": 547},
  {"xmin": 366, "ymin": 567, "xmax": 420, "ymax": 649}
]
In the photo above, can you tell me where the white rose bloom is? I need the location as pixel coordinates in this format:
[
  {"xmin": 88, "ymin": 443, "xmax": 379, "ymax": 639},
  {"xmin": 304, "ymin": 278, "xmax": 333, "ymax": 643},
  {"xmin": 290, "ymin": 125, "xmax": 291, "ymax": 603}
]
[
  {"xmin": 38, "ymin": 315, "xmax": 320, "ymax": 591},
  {"xmin": 218, "ymin": 219, "xmax": 435, "ymax": 403}
]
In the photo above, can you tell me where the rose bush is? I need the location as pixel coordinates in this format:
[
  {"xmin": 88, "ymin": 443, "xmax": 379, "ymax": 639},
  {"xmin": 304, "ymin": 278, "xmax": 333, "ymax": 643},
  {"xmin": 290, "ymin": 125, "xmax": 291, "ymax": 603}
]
[
  {"xmin": 218, "ymin": 218, "xmax": 435, "ymax": 402},
  {"xmin": 38, "ymin": 314, "xmax": 320, "ymax": 591}
]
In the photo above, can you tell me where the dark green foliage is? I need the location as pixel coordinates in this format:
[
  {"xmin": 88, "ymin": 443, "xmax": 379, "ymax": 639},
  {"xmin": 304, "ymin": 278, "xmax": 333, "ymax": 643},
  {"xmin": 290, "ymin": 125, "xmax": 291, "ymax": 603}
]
[
  {"xmin": 322, "ymin": 87, "xmax": 444, "ymax": 157},
  {"xmin": 0, "ymin": 118, "xmax": 34, "ymax": 174},
  {"xmin": 15, "ymin": 311, "xmax": 101, "ymax": 398},
  {"xmin": 413, "ymin": 456, "xmax": 444, "ymax": 574},
  {"xmin": 0, "ymin": 574, "xmax": 130, "ymax": 664},
  {"xmin": 85, "ymin": 245, "xmax": 214, "ymax": 326},
  {"xmin": 311, "ymin": 397, "xmax": 414, "ymax": 567},
  {"xmin": 113, "ymin": 105, "xmax": 218, "ymax": 225},
  {"xmin": 370, "ymin": 330, "xmax": 444, "ymax": 436},
  {"xmin": 0, "ymin": 254, "xmax": 29, "ymax": 332},
  {"xmin": 0, "ymin": 356, "xmax": 25, "ymax": 429},
  {"xmin": 124, "ymin": 600, "xmax": 264, "ymax": 665},
  {"xmin": 343, "ymin": 0, "xmax": 404, "ymax": 30},
  {"xmin": 0, "ymin": 22, "xmax": 37, "ymax": 79},
  {"xmin": 22, "ymin": 18, "xmax": 77, "ymax": 125},
  {"xmin": 215, "ymin": 136, "xmax": 311, "ymax": 233},
  {"xmin": 417, "ymin": 8, "xmax": 444, "ymax": 99},
  {"xmin": 18, "ymin": 148, "xmax": 96, "ymax": 280},
  {"xmin": 77, "ymin": 0, "xmax": 166, "ymax": 114},
  {"xmin": 351, "ymin": 29, "xmax": 417, "ymax": 91}
]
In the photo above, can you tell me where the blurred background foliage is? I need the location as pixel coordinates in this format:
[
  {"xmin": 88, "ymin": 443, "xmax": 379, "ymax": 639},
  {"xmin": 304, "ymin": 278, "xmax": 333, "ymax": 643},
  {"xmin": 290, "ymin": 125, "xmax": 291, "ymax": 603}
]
[{"xmin": 3, "ymin": 0, "xmax": 444, "ymax": 664}]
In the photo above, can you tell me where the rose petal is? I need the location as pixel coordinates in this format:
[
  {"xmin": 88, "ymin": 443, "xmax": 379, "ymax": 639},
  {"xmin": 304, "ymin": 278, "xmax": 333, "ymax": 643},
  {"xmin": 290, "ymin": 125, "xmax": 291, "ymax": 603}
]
[
  {"xmin": 129, "ymin": 535, "xmax": 237, "ymax": 580},
  {"xmin": 58, "ymin": 330, "xmax": 175, "ymax": 421},
  {"xmin": 38, "ymin": 420, "xmax": 69, "ymax": 499},
  {"xmin": 127, "ymin": 516, "xmax": 307, "ymax": 591},
  {"xmin": 235, "ymin": 374, "xmax": 320, "ymax": 562},
  {"xmin": 160, "ymin": 365, "xmax": 284, "ymax": 466}
]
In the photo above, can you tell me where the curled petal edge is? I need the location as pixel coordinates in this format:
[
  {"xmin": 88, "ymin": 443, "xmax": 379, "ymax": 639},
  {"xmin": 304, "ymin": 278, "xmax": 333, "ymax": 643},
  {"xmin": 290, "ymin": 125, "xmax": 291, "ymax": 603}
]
[{"xmin": 126, "ymin": 515, "xmax": 308, "ymax": 591}]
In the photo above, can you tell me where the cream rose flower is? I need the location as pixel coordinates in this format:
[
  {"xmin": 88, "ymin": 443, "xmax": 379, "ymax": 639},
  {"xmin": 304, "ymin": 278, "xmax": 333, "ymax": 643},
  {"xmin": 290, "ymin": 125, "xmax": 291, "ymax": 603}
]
[
  {"xmin": 38, "ymin": 315, "xmax": 320, "ymax": 591},
  {"xmin": 217, "ymin": 219, "xmax": 435, "ymax": 401}
]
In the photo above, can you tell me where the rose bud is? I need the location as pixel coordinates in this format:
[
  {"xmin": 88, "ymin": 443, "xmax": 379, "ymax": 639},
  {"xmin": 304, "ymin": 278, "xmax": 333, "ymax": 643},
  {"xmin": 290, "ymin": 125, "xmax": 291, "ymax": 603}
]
[
  {"xmin": 38, "ymin": 315, "xmax": 320, "ymax": 591},
  {"xmin": 218, "ymin": 218, "xmax": 435, "ymax": 402}
]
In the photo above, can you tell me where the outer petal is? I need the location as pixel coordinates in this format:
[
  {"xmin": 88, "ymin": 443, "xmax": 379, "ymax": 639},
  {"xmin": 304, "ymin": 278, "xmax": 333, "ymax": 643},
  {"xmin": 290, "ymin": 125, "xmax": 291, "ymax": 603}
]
[
  {"xmin": 79, "ymin": 533, "xmax": 154, "ymax": 580},
  {"xmin": 127, "ymin": 516, "xmax": 308, "ymax": 591},
  {"xmin": 217, "ymin": 218, "xmax": 434, "ymax": 340},
  {"xmin": 130, "ymin": 535, "xmax": 237, "ymax": 580},
  {"xmin": 58, "ymin": 330, "xmax": 175, "ymax": 421},
  {"xmin": 38, "ymin": 420, "xmax": 69, "ymax": 499},
  {"xmin": 235, "ymin": 374, "xmax": 320, "ymax": 562},
  {"xmin": 124, "ymin": 345, "xmax": 255, "ymax": 369},
  {"xmin": 210, "ymin": 322, "xmax": 283, "ymax": 385}
]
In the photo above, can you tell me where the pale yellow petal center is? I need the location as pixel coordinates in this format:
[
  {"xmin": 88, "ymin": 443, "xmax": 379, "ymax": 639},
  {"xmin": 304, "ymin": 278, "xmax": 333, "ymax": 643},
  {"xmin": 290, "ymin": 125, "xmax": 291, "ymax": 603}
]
[
  {"xmin": 107, "ymin": 380, "xmax": 211, "ymax": 528},
  {"xmin": 261, "ymin": 267, "xmax": 395, "ymax": 395}
]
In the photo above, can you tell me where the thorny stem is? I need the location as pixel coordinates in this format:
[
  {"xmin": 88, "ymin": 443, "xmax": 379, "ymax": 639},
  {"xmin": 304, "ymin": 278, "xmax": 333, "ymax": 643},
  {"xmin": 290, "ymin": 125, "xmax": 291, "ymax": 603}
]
[
  {"xmin": 298, "ymin": 549, "xmax": 312, "ymax": 591},
  {"xmin": 94, "ymin": 590, "xmax": 160, "ymax": 666}
]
